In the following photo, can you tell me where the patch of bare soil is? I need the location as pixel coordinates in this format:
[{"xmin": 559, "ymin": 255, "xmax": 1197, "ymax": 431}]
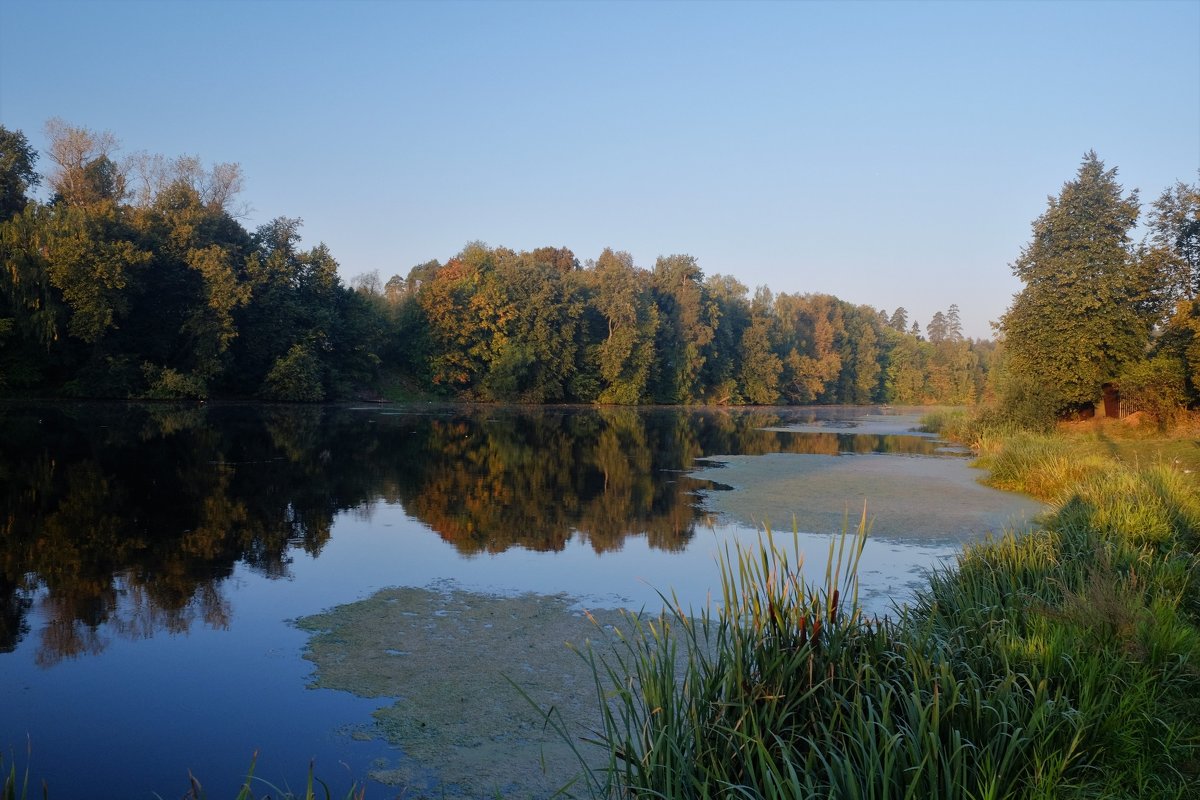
[{"xmin": 296, "ymin": 587, "xmax": 630, "ymax": 799}]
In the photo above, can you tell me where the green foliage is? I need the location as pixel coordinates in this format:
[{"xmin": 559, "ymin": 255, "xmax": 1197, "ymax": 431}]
[
  {"xmin": 986, "ymin": 345, "xmax": 1062, "ymax": 430},
  {"xmin": 9, "ymin": 124, "xmax": 1187, "ymax": 410},
  {"xmin": 1, "ymin": 118, "xmax": 1002, "ymax": 406},
  {"xmin": 482, "ymin": 341, "xmax": 536, "ymax": 401},
  {"xmin": 43, "ymin": 204, "xmax": 150, "ymax": 344},
  {"xmin": 923, "ymin": 305, "xmax": 978, "ymax": 404},
  {"xmin": 0, "ymin": 126, "xmax": 39, "ymax": 222},
  {"xmin": 561, "ymin": 434, "xmax": 1200, "ymax": 799},
  {"xmin": 261, "ymin": 343, "xmax": 325, "ymax": 402},
  {"xmin": 0, "ymin": 124, "xmax": 386, "ymax": 401},
  {"xmin": 1000, "ymin": 152, "xmax": 1149, "ymax": 419},
  {"xmin": 141, "ymin": 363, "xmax": 209, "ymax": 400},
  {"xmin": 737, "ymin": 314, "xmax": 782, "ymax": 404},
  {"xmin": 883, "ymin": 327, "xmax": 927, "ymax": 403},
  {"xmin": 414, "ymin": 244, "xmax": 587, "ymax": 402},
  {"xmin": 1145, "ymin": 180, "xmax": 1200, "ymax": 405},
  {"xmin": 776, "ymin": 293, "xmax": 843, "ymax": 403},
  {"xmin": 259, "ymin": 345, "xmax": 318, "ymax": 403},
  {"xmin": 649, "ymin": 254, "xmax": 717, "ymax": 404},
  {"xmin": 1144, "ymin": 180, "xmax": 1200, "ymax": 321},
  {"xmin": 1120, "ymin": 355, "xmax": 1189, "ymax": 428},
  {"xmin": 589, "ymin": 249, "xmax": 658, "ymax": 404},
  {"xmin": 836, "ymin": 303, "xmax": 883, "ymax": 403},
  {"xmin": 62, "ymin": 354, "xmax": 143, "ymax": 398}
]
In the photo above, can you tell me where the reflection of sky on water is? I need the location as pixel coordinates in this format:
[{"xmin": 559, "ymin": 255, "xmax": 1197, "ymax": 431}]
[
  {"xmin": 3, "ymin": 494, "xmax": 963, "ymax": 795},
  {"xmin": 0, "ymin": 404, "xmax": 1039, "ymax": 796},
  {"xmin": 287, "ymin": 501, "xmax": 961, "ymax": 623}
]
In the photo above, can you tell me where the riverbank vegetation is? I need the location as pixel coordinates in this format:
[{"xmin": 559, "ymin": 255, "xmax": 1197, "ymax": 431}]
[
  {"xmin": 0, "ymin": 120, "xmax": 987, "ymax": 405},
  {"xmin": 4, "ymin": 119, "xmax": 1199, "ymax": 796},
  {"xmin": 3, "ymin": 125, "xmax": 1196, "ymax": 416},
  {"xmin": 568, "ymin": 417, "xmax": 1200, "ymax": 798}
]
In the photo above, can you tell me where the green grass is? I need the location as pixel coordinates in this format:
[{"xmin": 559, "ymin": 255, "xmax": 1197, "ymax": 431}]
[
  {"xmin": 375, "ymin": 369, "xmax": 444, "ymax": 403},
  {"xmin": 1076, "ymin": 428, "xmax": 1200, "ymax": 475},
  {"xmin": 2, "ymin": 751, "xmax": 361, "ymax": 800},
  {"xmin": 1, "ymin": 747, "xmax": 40, "ymax": 800},
  {"xmin": 175, "ymin": 756, "xmax": 364, "ymax": 800},
  {"xmin": 558, "ymin": 424, "xmax": 1200, "ymax": 799},
  {"xmin": 922, "ymin": 409, "xmax": 1200, "ymax": 479},
  {"xmin": 975, "ymin": 431, "xmax": 1111, "ymax": 500}
]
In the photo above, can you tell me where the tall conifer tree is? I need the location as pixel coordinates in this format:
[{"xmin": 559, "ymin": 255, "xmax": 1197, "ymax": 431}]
[{"xmin": 999, "ymin": 152, "xmax": 1146, "ymax": 419}]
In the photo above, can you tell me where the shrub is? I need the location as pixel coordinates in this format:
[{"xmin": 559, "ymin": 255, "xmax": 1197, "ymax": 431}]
[
  {"xmin": 141, "ymin": 363, "xmax": 208, "ymax": 400},
  {"xmin": 1120, "ymin": 355, "xmax": 1189, "ymax": 430},
  {"xmin": 261, "ymin": 343, "xmax": 324, "ymax": 402}
]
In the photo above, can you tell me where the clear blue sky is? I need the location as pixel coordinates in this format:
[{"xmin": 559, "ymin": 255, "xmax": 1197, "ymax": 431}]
[{"xmin": 2, "ymin": 0, "xmax": 1197, "ymax": 339}]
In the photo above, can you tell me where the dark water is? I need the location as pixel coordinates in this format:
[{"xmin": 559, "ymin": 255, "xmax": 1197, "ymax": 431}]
[{"xmin": 0, "ymin": 402, "xmax": 977, "ymax": 796}]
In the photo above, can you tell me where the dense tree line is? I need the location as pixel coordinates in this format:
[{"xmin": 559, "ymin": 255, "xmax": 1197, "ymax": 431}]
[
  {"xmin": 375, "ymin": 241, "xmax": 991, "ymax": 405},
  {"xmin": 998, "ymin": 152, "xmax": 1199, "ymax": 426},
  {"xmin": 0, "ymin": 121, "xmax": 990, "ymax": 404},
  {"xmin": 0, "ymin": 121, "xmax": 383, "ymax": 401}
]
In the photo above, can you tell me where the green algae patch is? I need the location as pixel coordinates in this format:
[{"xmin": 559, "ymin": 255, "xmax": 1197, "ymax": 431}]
[
  {"xmin": 296, "ymin": 586, "xmax": 630, "ymax": 799},
  {"xmin": 690, "ymin": 452, "xmax": 1046, "ymax": 543}
]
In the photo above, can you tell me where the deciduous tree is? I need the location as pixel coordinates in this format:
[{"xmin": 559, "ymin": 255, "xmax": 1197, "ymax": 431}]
[
  {"xmin": 0, "ymin": 126, "xmax": 39, "ymax": 221},
  {"xmin": 1145, "ymin": 179, "xmax": 1200, "ymax": 398}
]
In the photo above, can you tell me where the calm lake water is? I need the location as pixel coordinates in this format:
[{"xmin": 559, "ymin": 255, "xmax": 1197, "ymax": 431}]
[{"xmin": 0, "ymin": 403, "xmax": 1043, "ymax": 797}]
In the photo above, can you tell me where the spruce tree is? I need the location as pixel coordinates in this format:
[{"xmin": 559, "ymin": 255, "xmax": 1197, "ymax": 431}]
[{"xmin": 999, "ymin": 152, "xmax": 1147, "ymax": 420}]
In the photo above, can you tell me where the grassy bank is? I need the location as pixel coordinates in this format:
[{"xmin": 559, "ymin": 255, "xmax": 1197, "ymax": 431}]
[
  {"xmin": 0, "ymin": 753, "xmax": 362, "ymax": 800},
  {"xmin": 568, "ymin": 419, "xmax": 1200, "ymax": 798}
]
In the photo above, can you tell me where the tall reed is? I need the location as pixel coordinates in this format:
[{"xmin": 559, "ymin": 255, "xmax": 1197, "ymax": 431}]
[
  {"xmin": 1, "ymin": 753, "xmax": 36, "ymax": 800},
  {"xmin": 177, "ymin": 756, "xmax": 364, "ymax": 800},
  {"xmin": 567, "ymin": 434, "xmax": 1200, "ymax": 798}
]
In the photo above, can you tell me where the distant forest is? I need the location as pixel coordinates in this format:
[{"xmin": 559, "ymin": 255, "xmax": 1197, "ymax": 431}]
[{"xmin": 2, "ymin": 122, "xmax": 1196, "ymax": 418}]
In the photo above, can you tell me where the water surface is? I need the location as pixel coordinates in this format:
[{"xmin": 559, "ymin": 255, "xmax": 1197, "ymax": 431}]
[{"xmin": 0, "ymin": 403, "xmax": 1042, "ymax": 796}]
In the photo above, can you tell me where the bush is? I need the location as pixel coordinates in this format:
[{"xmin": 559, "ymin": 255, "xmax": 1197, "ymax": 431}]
[
  {"xmin": 1120, "ymin": 355, "xmax": 1189, "ymax": 429},
  {"xmin": 261, "ymin": 343, "xmax": 325, "ymax": 402},
  {"xmin": 993, "ymin": 368, "xmax": 1062, "ymax": 432},
  {"xmin": 141, "ymin": 363, "xmax": 208, "ymax": 400}
]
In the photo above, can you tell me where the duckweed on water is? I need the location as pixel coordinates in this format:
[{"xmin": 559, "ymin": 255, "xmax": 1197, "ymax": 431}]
[
  {"xmin": 295, "ymin": 587, "xmax": 632, "ymax": 799},
  {"xmin": 291, "ymin": 422, "xmax": 1198, "ymax": 799}
]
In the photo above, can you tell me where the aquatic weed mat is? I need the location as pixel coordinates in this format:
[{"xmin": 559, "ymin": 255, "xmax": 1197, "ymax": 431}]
[
  {"xmin": 296, "ymin": 586, "xmax": 632, "ymax": 799},
  {"xmin": 689, "ymin": 452, "xmax": 1045, "ymax": 542}
]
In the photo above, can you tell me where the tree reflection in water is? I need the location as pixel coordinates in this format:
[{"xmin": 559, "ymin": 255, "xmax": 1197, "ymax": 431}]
[{"xmin": 0, "ymin": 403, "xmax": 947, "ymax": 664}]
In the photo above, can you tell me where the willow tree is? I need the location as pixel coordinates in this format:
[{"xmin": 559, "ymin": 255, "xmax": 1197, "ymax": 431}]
[{"xmin": 999, "ymin": 152, "xmax": 1147, "ymax": 420}]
